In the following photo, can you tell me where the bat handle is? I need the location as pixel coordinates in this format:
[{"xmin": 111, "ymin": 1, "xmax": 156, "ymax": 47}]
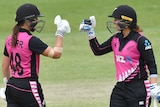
[{"xmin": 153, "ymin": 97, "xmax": 158, "ymax": 107}]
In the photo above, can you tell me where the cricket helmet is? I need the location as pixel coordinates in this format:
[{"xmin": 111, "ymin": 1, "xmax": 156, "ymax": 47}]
[
  {"xmin": 108, "ymin": 5, "xmax": 137, "ymax": 28},
  {"xmin": 15, "ymin": 3, "xmax": 45, "ymax": 32},
  {"xmin": 15, "ymin": 3, "xmax": 43, "ymax": 22}
]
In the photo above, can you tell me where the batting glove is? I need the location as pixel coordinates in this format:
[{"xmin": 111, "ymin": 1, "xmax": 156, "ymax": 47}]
[
  {"xmin": 79, "ymin": 16, "xmax": 96, "ymax": 40},
  {"xmin": 0, "ymin": 87, "xmax": 6, "ymax": 100},
  {"xmin": 54, "ymin": 15, "xmax": 71, "ymax": 37},
  {"xmin": 150, "ymin": 83, "xmax": 160, "ymax": 102},
  {"xmin": 0, "ymin": 77, "xmax": 8, "ymax": 100}
]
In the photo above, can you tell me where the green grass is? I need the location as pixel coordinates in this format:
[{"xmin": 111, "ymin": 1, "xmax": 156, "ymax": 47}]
[{"xmin": 0, "ymin": 0, "xmax": 160, "ymax": 107}]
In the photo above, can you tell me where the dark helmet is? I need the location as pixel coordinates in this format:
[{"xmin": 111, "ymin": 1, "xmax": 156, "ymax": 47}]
[
  {"xmin": 15, "ymin": 3, "xmax": 43, "ymax": 22},
  {"xmin": 108, "ymin": 5, "xmax": 137, "ymax": 28},
  {"xmin": 15, "ymin": 3, "xmax": 45, "ymax": 32}
]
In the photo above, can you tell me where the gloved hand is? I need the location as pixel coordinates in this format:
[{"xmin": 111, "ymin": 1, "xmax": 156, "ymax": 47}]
[
  {"xmin": 79, "ymin": 16, "xmax": 96, "ymax": 39},
  {"xmin": 0, "ymin": 87, "xmax": 6, "ymax": 100},
  {"xmin": 54, "ymin": 15, "xmax": 71, "ymax": 37},
  {"xmin": 0, "ymin": 77, "xmax": 8, "ymax": 100},
  {"xmin": 150, "ymin": 83, "xmax": 160, "ymax": 102}
]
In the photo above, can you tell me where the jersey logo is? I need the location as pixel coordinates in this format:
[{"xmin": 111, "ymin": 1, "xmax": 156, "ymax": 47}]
[
  {"xmin": 116, "ymin": 55, "xmax": 133, "ymax": 63},
  {"xmin": 116, "ymin": 55, "xmax": 125, "ymax": 63},
  {"xmin": 126, "ymin": 56, "xmax": 132, "ymax": 63},
  {"xmin": 144, "ymin": 40, "xmax": 152, "ymax": 50}
]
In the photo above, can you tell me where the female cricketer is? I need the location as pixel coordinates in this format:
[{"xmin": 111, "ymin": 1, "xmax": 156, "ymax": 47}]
[
  {"xmin": 79, "ymin": 4, "xmax": 160, "ymax": 107},
  {"xmin": 0, "ymin": 3, "xmax": 70, "ymax": 107}
]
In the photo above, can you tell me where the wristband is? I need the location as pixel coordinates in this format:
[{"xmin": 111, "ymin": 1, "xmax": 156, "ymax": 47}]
[{"xmin": 55, "ymin": 30, "xmax": 64, "ymax": 37}]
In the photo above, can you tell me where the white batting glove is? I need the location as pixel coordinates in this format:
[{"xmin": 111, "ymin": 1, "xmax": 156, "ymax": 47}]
[
  {"xmin": 150, "ymin": 83, "xmax": 160, "ymax": 101},
  {"xmin": 54, "ymin": 15, "xmax": 71, "ymax": 37},
  {"xmin": 0, "ymin": 77, "xmax": 8, "ymax": 100},
  {"xmin": 0, "ymin": 87, "xmax": 6, "ymax": 100},
  {"xmin": 79, "ymin": 16, "xmax": 96, "ymax": 40}
]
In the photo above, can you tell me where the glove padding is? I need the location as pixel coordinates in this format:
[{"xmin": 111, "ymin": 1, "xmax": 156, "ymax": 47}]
[
  {"xmin": 150, "ymin": 83, "xmax": 160, "ymax": 102},
  {"xmin": 79, "ymin": 16, "xmax": 96, "ymax": 31},
  {"xmin": 54, "ymin": 15, "xmax": 71, "ymax": 37},
  {"xmin": 79, "ymin": 16, "xmax": 96, "ymax": 39}
]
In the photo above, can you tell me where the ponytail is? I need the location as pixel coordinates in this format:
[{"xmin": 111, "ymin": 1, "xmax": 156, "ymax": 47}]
[
  {"xmin": 129, "ymin": 23, "xmax": 143, "ymax": 32},
  {"xmin": 12, "ymin": 21, "xmax": 24, "ymax": 46},
  {"xmin": 132, "ymin": 25, "xmax": 143, "ymax": 32}
]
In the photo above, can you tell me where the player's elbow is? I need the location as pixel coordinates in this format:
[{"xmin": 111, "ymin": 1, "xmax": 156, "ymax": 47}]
[
  {"xmin": 52, "ymin": 52, "xmax": 62, "ymax": 59},
  {"xmin": 92, "ymin": 52, "xmax": 98, "ymax": 56},
  {"xmin": 92, "ymin": 51, "xmax": 104, "ymax": 56}
]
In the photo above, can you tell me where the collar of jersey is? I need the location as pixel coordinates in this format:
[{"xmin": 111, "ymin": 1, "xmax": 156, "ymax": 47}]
[{"xmin": 19, "ymin": 28, "xmax": 32, "ymax": 35}]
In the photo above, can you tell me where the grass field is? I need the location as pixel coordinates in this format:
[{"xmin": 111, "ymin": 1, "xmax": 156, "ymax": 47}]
[{"xmin": 0, "ymin": 0, "xmax": 160, "ymax": 107}]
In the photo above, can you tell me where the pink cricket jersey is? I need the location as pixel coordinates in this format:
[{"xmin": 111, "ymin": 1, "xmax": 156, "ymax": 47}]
[{"xmin": 5, "ymin": 32, "xmax": 40, "ymax": 78}]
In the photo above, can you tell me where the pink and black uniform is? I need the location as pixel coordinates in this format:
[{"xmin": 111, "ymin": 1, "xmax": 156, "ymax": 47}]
[
  {"xmin": 4, "ymin": 28, "xmax": 48, "ymax": 107},
  {"xmin": 89, "ymin": 30, "xmax": 157, "ymax": 107}
]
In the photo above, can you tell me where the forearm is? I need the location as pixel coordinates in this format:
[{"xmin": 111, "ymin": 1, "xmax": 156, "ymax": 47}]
[
  {"xmin": 89, "ymin": 38, "xmax": 112, "ymax": 55},
  {"xmin": 52, "ymin": 36, "xmax": 63, "ymax": 58},
  {"xmin": 2, "ymin": 56, "xmax": 10, "ymax": 79},
  {"xmin": 148, "ymin": 64, "xmax": 158, "ymax": 84},
  {"xmin": 2, "ymin": 68, "xmax": 10, "ymax": 79},
  {"xmin": 54, "ymin": 35, "xmax": 63, "ymax": 47}
]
